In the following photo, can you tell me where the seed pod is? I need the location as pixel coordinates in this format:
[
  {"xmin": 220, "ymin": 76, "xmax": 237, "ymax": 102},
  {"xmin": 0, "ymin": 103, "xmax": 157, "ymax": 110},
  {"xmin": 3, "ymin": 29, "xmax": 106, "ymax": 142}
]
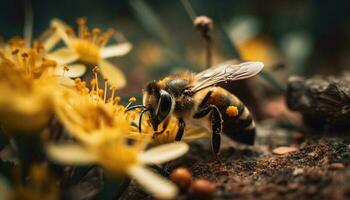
[{"xmin": 193, "ymin": 16, "xmax": 213, "ymax": 34}]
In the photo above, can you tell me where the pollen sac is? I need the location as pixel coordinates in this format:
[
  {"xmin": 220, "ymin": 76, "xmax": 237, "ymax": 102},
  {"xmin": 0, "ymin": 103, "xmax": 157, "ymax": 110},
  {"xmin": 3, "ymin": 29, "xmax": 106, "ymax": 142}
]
[{"xmin": 226, "ymin": 105, "xmax": 239, "ymax": 117}]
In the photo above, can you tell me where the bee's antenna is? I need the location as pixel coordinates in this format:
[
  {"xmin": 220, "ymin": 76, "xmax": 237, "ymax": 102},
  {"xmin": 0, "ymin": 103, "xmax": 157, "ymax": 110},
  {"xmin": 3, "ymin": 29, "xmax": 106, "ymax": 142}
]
[
  {"xmin": 125, "ymin": 105, "xmax": 147, "ymax": 112},
  {"xmin": 138, "ymin": 108, "xmax": 150, "ymax": 133}
]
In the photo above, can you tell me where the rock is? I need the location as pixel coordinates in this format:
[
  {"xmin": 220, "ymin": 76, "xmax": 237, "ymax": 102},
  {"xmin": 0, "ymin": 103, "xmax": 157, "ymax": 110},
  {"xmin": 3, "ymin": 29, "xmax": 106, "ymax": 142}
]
[
  {"xmin": 292, "ymin": 132, "xmax": 304, "ymax": 143},
  {"xmin": 328, "ymin": 163, "xmax": 345, "ymax": 170},
  {"xmin": 287, "ymin": 183, "xmax": 299, "ymax": 191},
  {"xmin": 293, "ymin": 168, "xmax": 304, "ymax": 176},
  {"xmin": 273, "ymin": 146, "xmax": 299, "ymax": 155},
  {"xmin": 286, "ymin": 75, "xmax": 350, "ymax": 131}
]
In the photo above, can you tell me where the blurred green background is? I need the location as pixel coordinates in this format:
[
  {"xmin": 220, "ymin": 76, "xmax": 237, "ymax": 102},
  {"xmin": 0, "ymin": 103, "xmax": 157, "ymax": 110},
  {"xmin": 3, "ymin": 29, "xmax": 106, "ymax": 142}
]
[{"xmin": 1, "ymin": 0, "xmax": 350, "ymax": 101}]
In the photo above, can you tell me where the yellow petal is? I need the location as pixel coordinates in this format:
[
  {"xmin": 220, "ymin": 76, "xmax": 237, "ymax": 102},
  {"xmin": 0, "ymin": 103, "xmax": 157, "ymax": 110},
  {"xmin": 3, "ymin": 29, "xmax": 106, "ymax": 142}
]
[
  {"xmin": 128, "ymin": 165, "xmax": 178, "ymax": 199},
  {"xmin": 46, "ymin": 143, "xmax": 96, "ymax": 165},
  {"xmin": 0, "ymin": 87, "xmax": 52, "ymax": 133},
  {"xmin": 139, "ymin": 142, "xmax": 189, "ymax": 165},
  {"xmin": 0, "ymin": 175, "xmax": 10, "ymax": 200},
  {"xmin": 51, "ymin": 18, "xmax": 71, "ymax": 46},
  {"xmin": 53, "ymin": 89, "xmax": 88, "ymax": 135},
  {"xmin": 56, "ymin": 64, "xmax": 86, "ymax": 78},
  {"xmin": 43, "ymin": 32, "xmax": 61, "ymax": 51},
  {"xmin": 98, "ymin": 59, "xmax": 126, "ymax": 89},
  {"xmin": 47, "ymin": 48, "xmax": 79, "ymax": 64},
  {"xmin": 56, "ymin": 76, "xmax": 75, "ymax": 87},
  {"xmin": 100, "ymin": 43, "xmax": 132, "ymax": 58},
  {"xmin": 183, "ymin": 126, "xmax": 209, "ymax": 142}
]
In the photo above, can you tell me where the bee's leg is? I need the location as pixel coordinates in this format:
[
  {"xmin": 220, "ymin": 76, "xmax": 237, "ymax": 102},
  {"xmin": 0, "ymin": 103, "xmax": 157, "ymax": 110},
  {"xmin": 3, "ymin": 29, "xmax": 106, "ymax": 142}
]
[
  {"xmin": 197, "ymin": 89, "xmax": 213, "ymax": 109},
  {"xmin": 193, "ymin": 105, "xmax": 223, "ymax": 157},
  {"xmin": 175, "ymin": 118, "xmax": 186, "ymax": 141},
  {"xmin": 153, "ymin": 118, "xmax": 170, "ymax": 136},
  {"xmin": 210, "ymin": 105, "xmax": 223, "ymax": 158}
]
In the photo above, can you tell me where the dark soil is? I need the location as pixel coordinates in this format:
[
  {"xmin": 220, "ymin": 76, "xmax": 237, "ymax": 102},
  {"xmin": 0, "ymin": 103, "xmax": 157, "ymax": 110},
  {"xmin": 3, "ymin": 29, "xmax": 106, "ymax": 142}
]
[{"xmin": 122, "ymin": 119, "xmax": 350, "ymax": 200}]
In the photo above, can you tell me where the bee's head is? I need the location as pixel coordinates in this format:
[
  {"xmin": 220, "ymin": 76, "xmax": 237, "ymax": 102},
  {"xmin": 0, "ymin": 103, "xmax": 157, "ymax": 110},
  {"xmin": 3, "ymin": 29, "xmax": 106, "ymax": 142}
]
[{"xmin": 143, "ymin": 81, "xmax": 174, "ymax": 131}]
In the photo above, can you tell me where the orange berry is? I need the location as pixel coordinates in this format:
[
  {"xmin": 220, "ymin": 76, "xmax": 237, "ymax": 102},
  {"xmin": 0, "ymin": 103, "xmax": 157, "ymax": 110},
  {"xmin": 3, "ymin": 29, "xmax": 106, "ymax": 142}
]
[
  {"xmin": 170, "ymin": 167, "xmax": 192, "ymax": 189},
  {"xmin": 190, "ymin": 179, "xmax": 215, "ymax": 200}
]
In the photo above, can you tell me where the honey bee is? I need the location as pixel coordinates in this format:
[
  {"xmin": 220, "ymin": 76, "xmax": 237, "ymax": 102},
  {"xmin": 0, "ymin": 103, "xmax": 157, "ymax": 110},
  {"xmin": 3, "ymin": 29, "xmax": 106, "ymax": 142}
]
[{"xmin": 127, "ymin": 60, "xmax": 263, "ymax": 156}]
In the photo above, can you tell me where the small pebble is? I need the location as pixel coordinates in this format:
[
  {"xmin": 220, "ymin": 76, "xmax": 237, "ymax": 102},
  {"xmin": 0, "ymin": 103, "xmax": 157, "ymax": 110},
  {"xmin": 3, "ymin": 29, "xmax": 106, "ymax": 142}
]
[
  {"xmin": 293, "ymin": 168, "xmax": 304, "ymax": 176},
  {"xmin": 272, "ymin": 146, "xmax": 298, "ymax": 155},
  {"xmin": 306, "ymin": 186, "xmax": 318, "ymax": 196},
  {"xmin": 190, "ymin": 179, "xmax": 215, "ymax": 200},
  {"xmin": 292, "ymin": 132, "xmax": 304, "ymax": 143},
  {"xmin": 328, "ymin": 163, "xmax": 345, "ymax": 170},
  {"xmin": 287, "ymin": 183, "xmax": 299, "ymax": 191},
  {"xmin": 170, "ymin": 167, "xmax": 192, "ymax": 189}
]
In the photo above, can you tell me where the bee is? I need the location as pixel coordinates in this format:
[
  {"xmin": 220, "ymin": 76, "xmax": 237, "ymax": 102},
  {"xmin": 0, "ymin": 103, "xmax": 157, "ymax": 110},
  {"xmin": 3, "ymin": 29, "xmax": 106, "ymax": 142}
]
[{"xmin": 127, "ymin": 60, "xmax": 263, "ymax": 156}]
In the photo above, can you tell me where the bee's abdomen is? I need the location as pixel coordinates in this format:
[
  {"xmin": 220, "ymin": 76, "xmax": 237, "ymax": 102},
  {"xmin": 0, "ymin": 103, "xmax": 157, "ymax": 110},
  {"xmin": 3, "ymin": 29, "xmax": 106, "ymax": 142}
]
[{"xmin": 207, "ymin": 87, "xmax": 256, "ymax": 145}]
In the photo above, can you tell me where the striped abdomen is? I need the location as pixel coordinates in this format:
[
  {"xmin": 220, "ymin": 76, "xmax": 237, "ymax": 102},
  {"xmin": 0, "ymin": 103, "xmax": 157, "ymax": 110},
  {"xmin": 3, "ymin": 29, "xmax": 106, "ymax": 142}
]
[{"xmin": 205, "ymin": 87, "xmax": 256, "ymax": 145}]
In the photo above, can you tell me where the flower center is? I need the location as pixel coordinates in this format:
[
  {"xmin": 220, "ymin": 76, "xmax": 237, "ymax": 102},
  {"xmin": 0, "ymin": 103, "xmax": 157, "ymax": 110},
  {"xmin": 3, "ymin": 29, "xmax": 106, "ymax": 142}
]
[
  {"xmin": 97, "ymin": 142, "xmax": 139, "ymax": 177},
  {"xmin": 73, "ymin": 39, "xmax": 101, "ymax": 64},
  {"xmin": 0, "ymin": 44, "xmax": 56, "ymax": 91}
]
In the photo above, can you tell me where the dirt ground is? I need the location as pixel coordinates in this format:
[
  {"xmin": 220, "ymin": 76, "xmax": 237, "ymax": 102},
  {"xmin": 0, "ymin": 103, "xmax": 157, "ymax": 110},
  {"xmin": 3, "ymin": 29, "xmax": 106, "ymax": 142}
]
[{"xmin": 122, "ymin": 119, "xmax": 350, "ymax": 200}]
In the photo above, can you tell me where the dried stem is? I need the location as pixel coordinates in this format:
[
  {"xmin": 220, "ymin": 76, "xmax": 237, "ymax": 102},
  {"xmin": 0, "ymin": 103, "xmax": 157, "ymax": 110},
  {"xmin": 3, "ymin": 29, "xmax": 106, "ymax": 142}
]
[
  {"xmin": 204, "ymin": 32, "xmax": 212, "ymax": 68},
  {"xmin": 180, "ymin": 0, "xmax": 213, "ymax": 68},
  {"xmin": 194, "ymin": 16, "xmax": 214, "ymax": 68}
]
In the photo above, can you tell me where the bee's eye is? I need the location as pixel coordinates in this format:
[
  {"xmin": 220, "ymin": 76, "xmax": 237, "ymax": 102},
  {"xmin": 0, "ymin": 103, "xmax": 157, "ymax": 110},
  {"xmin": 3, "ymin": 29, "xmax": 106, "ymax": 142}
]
[
  {"xmin": 157, "ymin": 90, "xmax": 172, "ymax": 118},
  {"xmin": 159, "ymin": 94, "xmax": 171, "ymax": 115}
]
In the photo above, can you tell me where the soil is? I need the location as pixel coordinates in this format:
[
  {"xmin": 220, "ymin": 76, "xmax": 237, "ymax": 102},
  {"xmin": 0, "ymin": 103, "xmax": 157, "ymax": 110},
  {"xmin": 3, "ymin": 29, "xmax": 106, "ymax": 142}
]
[{"xmin": 121, "ymin": 119, "xmax": 350, "ymax": 200}]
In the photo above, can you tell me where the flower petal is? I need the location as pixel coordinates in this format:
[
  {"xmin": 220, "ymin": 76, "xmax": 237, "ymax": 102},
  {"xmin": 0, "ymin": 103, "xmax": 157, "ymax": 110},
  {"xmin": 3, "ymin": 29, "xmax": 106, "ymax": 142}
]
[
  {"xmin": 46, "ymin": 143, "xmax": 96, "ymax": 165},
  {"xmin": 47, "ymin": 48, "xmax": 79, "ymax": 65},
  {"xmin": 56, "ymin": 64, "xmax": 87, "ymax": 78},
  {"xmin": 47, "ymin": 48, "xmax": 78, "ymax": 65},
  {"xmin": 0, "ymin": 175, "xmax": 11, "ymax": 200},
  {"xmin": 51, "ymin": 18, "xmax": 71, "ymax": 46},
  {"xmin": 183, "ymin": 127, "xmax": 209, "ymax": 142},
  {"xmin": 100, "ymin": 43, "xmax": 132, "ymax": 58},
  {"xmin": 98, "ymin": 59, "xmax": 126, "ymax": 89},
  {"xmin": 139, "ymin": 142, "xmax": 189, "ymax": 165},
  {"xmin": 56, "ymin": 76, "xmax": 75, "ymax": 87},
  {"xmin": 128, "ymin": 165, "xmax": 178, "ymax": 199},
  {"xmin": 43, "ymin": 32, "xmax": 61, "ymax": 51}
]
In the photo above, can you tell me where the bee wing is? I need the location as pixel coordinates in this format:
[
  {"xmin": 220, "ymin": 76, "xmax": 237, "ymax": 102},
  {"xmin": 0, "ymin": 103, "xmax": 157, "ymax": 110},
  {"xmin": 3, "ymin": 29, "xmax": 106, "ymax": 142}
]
[{"xmin": 190, "ymin": 61, "xmax": 264, "ymax": 93}]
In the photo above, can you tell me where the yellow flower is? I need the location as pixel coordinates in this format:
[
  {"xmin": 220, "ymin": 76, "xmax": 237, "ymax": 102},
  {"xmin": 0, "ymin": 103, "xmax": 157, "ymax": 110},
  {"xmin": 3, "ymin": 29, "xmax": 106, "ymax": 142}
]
[
  {"xmin": 49, "ymin": 72, "xmax": 189, "ymax": 199},
  {"xmin": 237, "ymin": 37, "xmax": 280, "ymax": 69},
  {"xmin": 47, "ymin": 140, "xmax": 188, "ymax": 199},
  {"xmin": 128, "ymin": 115, "xmax": 209, "ymax": 146},
  {"xmin": 0, "ymin": 164, "xmax": 58, "ymax": 200},
  {"xmin": 44, "ymin": 18, "xmax": 132, "ymax": 89},
  {"xmin": 0, "ymin": 38, "xmax": 59, "ymax": 133}
]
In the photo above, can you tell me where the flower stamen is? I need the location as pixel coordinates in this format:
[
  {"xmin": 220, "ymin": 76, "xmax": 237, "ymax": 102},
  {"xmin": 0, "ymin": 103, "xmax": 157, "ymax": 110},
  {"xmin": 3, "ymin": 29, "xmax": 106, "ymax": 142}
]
[{"xmin": 103, "ymin": 78, "xmax": 108, "ymax": 103}]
